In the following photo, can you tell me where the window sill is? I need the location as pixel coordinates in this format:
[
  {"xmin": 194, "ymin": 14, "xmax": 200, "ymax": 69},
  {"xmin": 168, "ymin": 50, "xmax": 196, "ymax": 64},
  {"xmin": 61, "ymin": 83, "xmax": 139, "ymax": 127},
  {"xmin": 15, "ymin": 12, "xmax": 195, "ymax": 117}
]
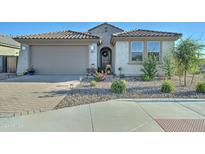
[
  {"xmin": 128, "ymin": 61, "xmax": 143, "ymax": 65},
  {"xmin": 128, "ymin": 61, "xmax": 162, "ymax": 65}
]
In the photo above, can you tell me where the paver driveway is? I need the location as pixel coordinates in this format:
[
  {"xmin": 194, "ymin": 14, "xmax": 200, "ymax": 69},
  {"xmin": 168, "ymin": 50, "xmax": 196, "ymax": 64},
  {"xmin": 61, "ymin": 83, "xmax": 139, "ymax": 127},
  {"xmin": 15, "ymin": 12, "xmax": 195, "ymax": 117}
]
[{"xmin": 0, "ymin": 75, "xmax": 80, "ymax": 117}]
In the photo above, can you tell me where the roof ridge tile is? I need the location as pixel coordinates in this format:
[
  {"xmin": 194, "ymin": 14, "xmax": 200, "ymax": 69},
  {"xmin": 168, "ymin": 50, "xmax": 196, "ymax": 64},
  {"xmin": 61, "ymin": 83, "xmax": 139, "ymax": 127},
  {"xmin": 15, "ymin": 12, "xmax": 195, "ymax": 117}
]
[
  {"xmin": 13, "ymin": 30, "xmax": 100, "ymax": 40},
  {"xmin": 113, "ymin": 29, "xmax": 182, "ymax": 37}
]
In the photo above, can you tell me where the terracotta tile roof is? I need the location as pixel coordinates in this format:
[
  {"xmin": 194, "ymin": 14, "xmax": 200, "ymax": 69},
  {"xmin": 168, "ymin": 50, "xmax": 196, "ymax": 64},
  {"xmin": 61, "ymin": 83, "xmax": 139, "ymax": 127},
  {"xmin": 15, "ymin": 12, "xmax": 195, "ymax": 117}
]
[
  {"xmin": 0, "ymin": 34, "xmax": 20, "ymax": 48},
  {"xmin": 13, "ymin": 30, "xmax": 100, "ymax": 40},
  {"xmin": 113, "ymin": 29, "xmax": 182, "ymax": 37}
]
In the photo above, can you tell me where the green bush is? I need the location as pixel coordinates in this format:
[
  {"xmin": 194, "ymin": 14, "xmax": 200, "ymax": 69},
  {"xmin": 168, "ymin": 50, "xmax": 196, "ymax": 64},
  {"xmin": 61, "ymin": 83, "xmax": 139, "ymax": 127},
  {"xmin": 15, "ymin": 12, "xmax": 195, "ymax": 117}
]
[
  {"xmin": 196, "ymin": 81, "xmax": 205, "ymax": 93},
  {"xmin": 111, "ymin": 80, "xmax": 126, "ymax": 94},
  {"xmin": 90, "ymin": 80, "xmax": 97, "ymax": 87},
  {"xmin": 161, "ymin": 55, "xmax": 175, "ymax": 79},
  {"xmin": 140, "ymin": 54, "xmax": 158, "ymax": 81},
  {"xmin": 141, "ymin": 74, "xmax": 151, "ymax": 81},
  {"xmin": 160, "ymin": 80, "xmax": 176, "ymax": 93}
]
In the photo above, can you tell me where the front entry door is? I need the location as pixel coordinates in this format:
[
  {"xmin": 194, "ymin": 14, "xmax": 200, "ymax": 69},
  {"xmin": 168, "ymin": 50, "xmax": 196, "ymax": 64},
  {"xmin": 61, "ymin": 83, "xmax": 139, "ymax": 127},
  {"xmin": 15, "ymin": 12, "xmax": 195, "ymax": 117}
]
[{"xmin": 100, "ymin": 47, "xmax": 111, "ymax": 68}]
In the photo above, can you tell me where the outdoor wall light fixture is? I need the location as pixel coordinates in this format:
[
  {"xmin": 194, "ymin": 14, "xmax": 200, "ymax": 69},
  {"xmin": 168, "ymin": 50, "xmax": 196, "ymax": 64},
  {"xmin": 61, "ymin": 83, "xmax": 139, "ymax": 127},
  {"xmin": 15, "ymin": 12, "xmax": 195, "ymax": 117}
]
[
  {"xmin": 79, "ymin": 77, "xmax": 82, "ymax": 85},
  {"xmin": 22, "ymin": 46, "xmax": 26, "ymax": 50},
  {"xmin": 90, "ymin": 45, "xmax": 95, "ymax": 53},
  {"xmin": 70, "ymin": 83, "xmax": 74, "ymax": 94}
]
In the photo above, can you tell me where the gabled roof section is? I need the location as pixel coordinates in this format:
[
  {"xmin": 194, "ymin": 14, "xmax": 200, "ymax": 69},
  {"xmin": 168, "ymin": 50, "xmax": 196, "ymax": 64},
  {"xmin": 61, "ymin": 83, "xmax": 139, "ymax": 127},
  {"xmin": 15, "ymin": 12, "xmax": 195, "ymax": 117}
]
[
  {"xmin": 88, "ymin": 22, "xmax": 124, "ymax": 32},
  {"xmin": 112, "ymin": 29, "xmax": 182, "ymax": 38},
  {"xmin": 13, "ymin": 30, "xmax": 100, "ymax": 40},
  {"xmin": 0, "ymin": 34, "xmax": 20, "ymax": 48}
]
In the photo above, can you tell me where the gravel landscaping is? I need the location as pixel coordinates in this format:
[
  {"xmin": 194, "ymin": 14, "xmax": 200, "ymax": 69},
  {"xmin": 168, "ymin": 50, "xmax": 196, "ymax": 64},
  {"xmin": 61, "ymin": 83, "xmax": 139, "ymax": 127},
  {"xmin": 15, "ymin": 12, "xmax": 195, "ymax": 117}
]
[{"xmin": 55, "ymin": 75, "xmax": 205, "ymax": 109}]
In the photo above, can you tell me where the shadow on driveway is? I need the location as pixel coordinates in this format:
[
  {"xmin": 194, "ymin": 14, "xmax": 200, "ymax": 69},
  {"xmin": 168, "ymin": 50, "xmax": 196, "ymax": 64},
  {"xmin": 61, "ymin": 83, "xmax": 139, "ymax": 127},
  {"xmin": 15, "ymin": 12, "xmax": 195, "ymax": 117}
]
[{"xmin": 0, "ymin": 75, "xmax": 82, "ymax": 83}]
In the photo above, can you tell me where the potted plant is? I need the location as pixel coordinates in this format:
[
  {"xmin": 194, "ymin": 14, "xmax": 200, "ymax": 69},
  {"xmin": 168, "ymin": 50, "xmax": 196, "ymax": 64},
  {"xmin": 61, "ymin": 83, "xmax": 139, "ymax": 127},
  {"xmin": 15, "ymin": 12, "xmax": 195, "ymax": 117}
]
[
  {"xmin": 105, "ymin": 64, "xmax": 112, "ymax": 74},
  {"xmin": 26, "ymin": 65, "xmax": 35, "ymax": 75}
]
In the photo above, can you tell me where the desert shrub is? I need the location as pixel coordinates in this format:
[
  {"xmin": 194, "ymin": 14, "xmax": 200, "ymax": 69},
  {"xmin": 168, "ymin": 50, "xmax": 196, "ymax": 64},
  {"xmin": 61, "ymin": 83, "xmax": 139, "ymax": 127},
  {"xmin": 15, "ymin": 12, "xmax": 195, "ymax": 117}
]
[
  {"xmin": 196, "ymin": 81, "xmax": 205, "ymax": 93},
  {"xmin": 111, "ymin": 80, "xmax": 126, "ymax": 94},
  {"xmin": 90, "ymin": 80, "xmax": 97, "ymax": 87},
  {"xmin": 141, "ymin": 74, "xmax": 151, "ymax": 81},
  {"xmin": 140, "ymin": 54, "xmax": 158, "ymax": 81},
  {"xmin": 190, "ymin": 62, "xmax": 201, "ymax": 85},
  {"xmin": 160, "ymin": 80, "xmax": 176, "ymax": 93},
  {"xmin": 162, "ymin": 55, "xmax": 175, "ymax": 79},
  {"xmin": 94, "ymin": 72, "xmax": 107, "ymax": 81}
]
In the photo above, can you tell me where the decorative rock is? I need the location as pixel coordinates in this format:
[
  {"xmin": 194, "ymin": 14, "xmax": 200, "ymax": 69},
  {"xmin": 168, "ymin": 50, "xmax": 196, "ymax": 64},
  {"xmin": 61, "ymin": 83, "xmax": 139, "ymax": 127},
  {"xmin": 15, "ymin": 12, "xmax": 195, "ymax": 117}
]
[{"xmin": 55, "ymin": 76, "xmax": 205, "ymax": 109}]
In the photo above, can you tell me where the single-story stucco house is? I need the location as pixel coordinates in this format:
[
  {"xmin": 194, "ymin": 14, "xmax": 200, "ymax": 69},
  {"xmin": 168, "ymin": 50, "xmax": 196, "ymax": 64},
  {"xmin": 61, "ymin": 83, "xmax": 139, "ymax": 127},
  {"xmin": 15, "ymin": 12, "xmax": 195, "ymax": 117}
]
[
  {"xmin": 0, "ymin": 35, "xmax": 20, "ymax": 73},
  {"xmin": 13, "ymin": 23, "xmax": 182, "ymax": 76}
]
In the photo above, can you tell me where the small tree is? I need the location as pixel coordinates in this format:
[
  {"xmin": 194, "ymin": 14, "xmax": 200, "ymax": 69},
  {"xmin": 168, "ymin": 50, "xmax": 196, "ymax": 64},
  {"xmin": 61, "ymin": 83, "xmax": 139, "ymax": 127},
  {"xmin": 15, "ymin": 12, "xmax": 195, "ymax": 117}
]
[
  {"xmin": 161, "ymin": 55, "xmax": 175, "ymax": 79},
  {"xmin": 173, "ymin": 38, "xmax": 204, "ymax": 86},
  {"xmin": 141, "ymin": 54, "xmax": 158, "ymax": 80},
  {"xmin": 189, "ymin": 60, "xmax": 200, "ymax": 85},
  {"xmin": 175, "ymin": 60, "xmax": 184, "ymax": 86}
]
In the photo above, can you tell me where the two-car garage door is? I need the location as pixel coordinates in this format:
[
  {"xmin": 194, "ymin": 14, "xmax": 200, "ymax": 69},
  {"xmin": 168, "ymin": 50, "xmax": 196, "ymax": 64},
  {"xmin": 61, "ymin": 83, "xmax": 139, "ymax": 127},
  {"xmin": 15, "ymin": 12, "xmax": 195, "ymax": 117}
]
[{"xmin": 30, "ymin": 45, "xmax": 89, "ymax": 74}]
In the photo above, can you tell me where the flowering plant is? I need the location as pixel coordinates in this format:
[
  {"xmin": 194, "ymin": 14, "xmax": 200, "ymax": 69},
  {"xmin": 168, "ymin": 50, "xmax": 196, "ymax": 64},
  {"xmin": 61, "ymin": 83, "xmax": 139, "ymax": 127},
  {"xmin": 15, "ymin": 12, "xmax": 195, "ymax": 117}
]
[{"xmin": 94, "ymin": 71, "xmax": 107, "ymax": 81}]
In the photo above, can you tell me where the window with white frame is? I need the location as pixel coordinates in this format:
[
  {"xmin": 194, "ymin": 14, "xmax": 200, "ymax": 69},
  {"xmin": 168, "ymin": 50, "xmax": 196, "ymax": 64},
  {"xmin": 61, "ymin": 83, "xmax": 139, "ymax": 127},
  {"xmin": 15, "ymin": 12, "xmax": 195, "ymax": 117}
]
[
  {"xmin": 131, "ymin": 41, "xmax": 144, "ymax": 62},
  {"xmin": 147, "ymin": 41, "xmax": 160, "ymax": 61}
]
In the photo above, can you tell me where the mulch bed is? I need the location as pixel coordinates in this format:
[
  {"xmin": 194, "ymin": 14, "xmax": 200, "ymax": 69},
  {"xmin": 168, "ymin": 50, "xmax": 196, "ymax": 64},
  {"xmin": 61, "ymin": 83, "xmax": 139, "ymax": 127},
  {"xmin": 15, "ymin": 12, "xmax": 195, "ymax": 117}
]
[{"xmin": 54, "ymin": 75, "xmax": 205, "ymax": 110}]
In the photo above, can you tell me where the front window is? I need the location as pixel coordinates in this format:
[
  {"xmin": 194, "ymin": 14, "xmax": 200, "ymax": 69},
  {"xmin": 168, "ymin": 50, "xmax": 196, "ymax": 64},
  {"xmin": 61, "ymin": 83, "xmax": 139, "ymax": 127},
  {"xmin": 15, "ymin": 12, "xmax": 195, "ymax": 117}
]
[
  {"xmin": 147, "ymin": 41, "xmax": 160, "ymax": 61},
  {"xmin": 131, "ymin": 41, "xmax": 144, "ymax": 62}
]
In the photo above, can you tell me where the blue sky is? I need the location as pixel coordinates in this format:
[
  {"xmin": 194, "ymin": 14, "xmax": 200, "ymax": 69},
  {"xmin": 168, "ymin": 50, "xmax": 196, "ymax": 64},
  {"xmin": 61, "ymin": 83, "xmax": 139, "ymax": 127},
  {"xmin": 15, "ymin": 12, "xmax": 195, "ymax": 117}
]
[
  {"xmin": 0, "ymin": 22, "xmax": 205, "ymax": 48},
  {"xmin": 0, "ymin": 22, "xmax": 204, "ymax": 39}
]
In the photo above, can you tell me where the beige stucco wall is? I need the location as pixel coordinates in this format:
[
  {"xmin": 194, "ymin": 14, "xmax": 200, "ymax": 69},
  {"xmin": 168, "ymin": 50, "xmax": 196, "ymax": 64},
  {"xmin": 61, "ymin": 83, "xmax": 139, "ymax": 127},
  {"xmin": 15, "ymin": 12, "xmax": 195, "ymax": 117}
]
[
  {"xmin": 114, "ymin": 41, "xmax": 143, "ymax": 75},
  {"xmin": 17, "ymin": 44, "xmax": 30, "ymax": 75},
  {"xmin": 162, "ymin": 41, "xmax": 174, "ymax": 59},
  {"xmin": 114, "ymin": 41, "xmax": 175, "ymax": 76},
  {"xmin": 88, "ymin": 43, "xmax": 98, "ymax": 68},
  {"xmin": 0, "ymin": 46, "xmax": 19, "ymax": 56},
  {"xmin": 89, "ymin": 24, "xmax": 123, "ymax": 69},
  {"xmin": 89, "ymin": 24, "xmax": 123, "ymax": 49}
]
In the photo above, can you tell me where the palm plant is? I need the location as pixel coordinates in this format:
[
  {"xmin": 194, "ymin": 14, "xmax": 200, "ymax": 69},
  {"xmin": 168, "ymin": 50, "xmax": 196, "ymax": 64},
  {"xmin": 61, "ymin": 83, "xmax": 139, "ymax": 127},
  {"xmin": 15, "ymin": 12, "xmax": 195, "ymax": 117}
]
[
  {"xmin": 141, "ymin": 54, "xmax": 158, "ymax": 80},
  {"xmin": 161, "ymin": 55, "xmax": 175, "ymax": 80}
]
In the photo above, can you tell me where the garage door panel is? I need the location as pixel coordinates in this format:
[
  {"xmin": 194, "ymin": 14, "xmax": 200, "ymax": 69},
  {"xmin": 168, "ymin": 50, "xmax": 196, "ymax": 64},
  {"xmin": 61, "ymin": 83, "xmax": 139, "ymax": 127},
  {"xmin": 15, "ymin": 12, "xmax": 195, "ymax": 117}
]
[{"xmin": 31, "ymin": 45, "xmax": 88, "ymax": 74}]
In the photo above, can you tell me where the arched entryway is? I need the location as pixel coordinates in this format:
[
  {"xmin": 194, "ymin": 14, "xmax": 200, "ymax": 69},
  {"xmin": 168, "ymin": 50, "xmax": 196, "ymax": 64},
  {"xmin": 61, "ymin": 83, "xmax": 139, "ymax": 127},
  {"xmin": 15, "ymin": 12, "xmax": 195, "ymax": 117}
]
[{"xmin": 100, "ymin": 47, "xmax": 112, "ymax": 68}]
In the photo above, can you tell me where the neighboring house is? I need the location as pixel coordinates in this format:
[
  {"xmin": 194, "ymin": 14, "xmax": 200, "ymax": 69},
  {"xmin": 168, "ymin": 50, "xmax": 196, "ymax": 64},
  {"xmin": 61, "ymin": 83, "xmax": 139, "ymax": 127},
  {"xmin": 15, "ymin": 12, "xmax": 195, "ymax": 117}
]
[
  {"xmin": 13, "ymin": 23, "xmax": 182, "ymax": 76},
  {"xmin": 0, "ymin": 35, "xmax": 20, "ymax": 73}
]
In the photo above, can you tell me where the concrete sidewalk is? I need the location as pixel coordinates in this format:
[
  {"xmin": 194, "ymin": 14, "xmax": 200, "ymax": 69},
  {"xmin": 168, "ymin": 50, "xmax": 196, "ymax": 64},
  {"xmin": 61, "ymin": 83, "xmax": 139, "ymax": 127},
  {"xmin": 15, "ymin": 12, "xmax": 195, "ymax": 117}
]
[{"xmin": 0, "ymin": 99, "xmax": 205, "ymax": 132}]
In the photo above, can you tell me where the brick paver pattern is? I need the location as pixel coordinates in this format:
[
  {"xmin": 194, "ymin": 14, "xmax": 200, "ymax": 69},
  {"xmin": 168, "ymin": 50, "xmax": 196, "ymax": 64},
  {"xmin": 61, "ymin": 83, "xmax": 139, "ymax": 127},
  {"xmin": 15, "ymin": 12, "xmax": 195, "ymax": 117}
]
[
  {"xmin": 0, "ymin": 83, "xmax": 71, "ymax": 117},
  {"xmin": 155, "ymin": 119, "xmax": 205, "ymax": 132}
]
